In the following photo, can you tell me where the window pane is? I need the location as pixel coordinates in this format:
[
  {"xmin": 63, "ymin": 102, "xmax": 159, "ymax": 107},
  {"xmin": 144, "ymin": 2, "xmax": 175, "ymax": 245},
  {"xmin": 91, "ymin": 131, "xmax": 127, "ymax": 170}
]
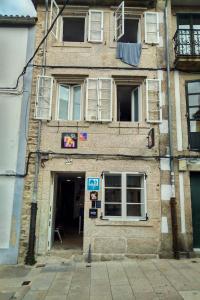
[
  {"xmin": 127, "ymin": 190, "xmax": 141, "ymax": 203},
  {"xmin": 188, "ymin": 95, "xmax": 200, "ymax": 106},
  {"xmin": 72, "ymin": 86, "xmax": 81, "ymax": 120},
  {"xmin": 105, "ymin": 189, "xmax": 121, "ymax": 203},
  {"xmin": 127, "ymin": 204, "xmax": 141, "ymax": 217},
  {"xmin": 59, "ymin": 85, "xmax": 69, "ymax": 120},
  {"xmin": 190, "ymin": 121, "xmax": 200, "ymax": 132},
  {"xmin": 188, "ymin": 81, "xmax": 200, "ymax": 94},
  {"xmin": 189, "ymin": 107, "xmax": 200, "ymax": 120},
  {"xmin": 63, "ymin": 18, "xmax": 85, "ymax": 42},
  {"xmin": 105, "ymin": 175, "xmax": 121, "ymax": 187},
  {"xmin": 127, "ymin": 175, "xmax": 141, "ymax": 187},
  {"xmin": 105, "ymin": 204, "xmax": 121, "ymax": 216}
]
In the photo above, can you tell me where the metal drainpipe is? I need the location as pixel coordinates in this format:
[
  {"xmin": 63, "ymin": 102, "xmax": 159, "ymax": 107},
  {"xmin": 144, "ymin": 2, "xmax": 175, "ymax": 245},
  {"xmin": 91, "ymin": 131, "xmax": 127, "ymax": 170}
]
[
  {"xmin": 25, "ymin": 0, "xmax": 49, "ymax": 265},
  {"xmin": 164, "ymin": 0, "xmax": 179, "ymax": 259}
]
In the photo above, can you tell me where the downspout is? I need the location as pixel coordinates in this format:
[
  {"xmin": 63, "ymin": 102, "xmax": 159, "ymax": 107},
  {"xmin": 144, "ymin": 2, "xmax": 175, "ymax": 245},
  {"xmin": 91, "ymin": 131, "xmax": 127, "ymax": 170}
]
[
  {"xmin": 164, "ymin": 0, "xmax": 179, "ymax": 259},
  {"xmin": 25, "ymin": 0, "xmax": 49, "ymax": 265}
]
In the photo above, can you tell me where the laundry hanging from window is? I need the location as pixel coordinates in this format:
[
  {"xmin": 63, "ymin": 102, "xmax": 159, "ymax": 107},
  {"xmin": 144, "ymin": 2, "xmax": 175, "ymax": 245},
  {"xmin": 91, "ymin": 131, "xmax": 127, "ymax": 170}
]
[{"xmin": 116, "ymin": 42, "xmax": 142, "ymax": 66}]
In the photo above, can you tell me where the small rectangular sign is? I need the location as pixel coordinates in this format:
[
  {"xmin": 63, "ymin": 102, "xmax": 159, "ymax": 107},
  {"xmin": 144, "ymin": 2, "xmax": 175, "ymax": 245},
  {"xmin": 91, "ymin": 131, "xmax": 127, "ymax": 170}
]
[
  {"xmin": 89, "ymin": 208, "xmax": 98, "ymax": 218},
  {"xmin": 87, "ymin": 178, "xmax": 100, "ymax": 191},
  {"xmin": 90, "ymin": 191, "xmax": 98, "ymax": 201},
  {"xmin": 61, "ymin": 133, "xmax": 77, "ymax": 149},
  {"xmin": 79, "ymin": 132, "xmax": 88, "ymax": 141}
]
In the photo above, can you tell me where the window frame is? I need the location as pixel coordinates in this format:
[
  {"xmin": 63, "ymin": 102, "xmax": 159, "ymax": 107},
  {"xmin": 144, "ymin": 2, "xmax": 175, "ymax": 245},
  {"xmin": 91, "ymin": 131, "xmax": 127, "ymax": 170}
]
[
  {"xmin": 186, "ymin": 80, "xmax": 200, "ymax": 151},
  {"xmin": 102, "ymin": 172, "xmax": 147, "ymax": 221},
  {"xmin": 56, "ymin": 83, "xmax": 82, "ymax": 121},
  {"xmin": 115, "ymin": 84, "xmax": 142, "ymax": 122},
  {"xmin": 146, "ymin": 78, "xmax": 162, "ymax": 124}
]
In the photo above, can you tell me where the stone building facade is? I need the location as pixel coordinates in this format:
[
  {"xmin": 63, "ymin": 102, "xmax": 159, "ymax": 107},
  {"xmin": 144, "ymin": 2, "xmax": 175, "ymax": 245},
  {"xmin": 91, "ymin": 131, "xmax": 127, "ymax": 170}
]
[{"xmin": 19, "ymin": 0, "xmax": 200, "ymax": 263}]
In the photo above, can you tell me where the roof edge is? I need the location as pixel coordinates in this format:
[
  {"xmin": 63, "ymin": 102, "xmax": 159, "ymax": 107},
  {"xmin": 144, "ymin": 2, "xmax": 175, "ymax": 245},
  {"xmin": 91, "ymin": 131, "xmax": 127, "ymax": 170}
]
[{"xmin": 0, "ymin": 16, "xmax": 37, "ymax": 27}]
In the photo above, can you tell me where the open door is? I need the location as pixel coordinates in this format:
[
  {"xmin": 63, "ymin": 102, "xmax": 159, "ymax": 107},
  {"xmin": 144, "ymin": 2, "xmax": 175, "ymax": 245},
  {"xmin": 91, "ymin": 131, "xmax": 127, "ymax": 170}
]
[{"xmin": 47, "ymin": 174, "xmax": 57, "ymax": 250}]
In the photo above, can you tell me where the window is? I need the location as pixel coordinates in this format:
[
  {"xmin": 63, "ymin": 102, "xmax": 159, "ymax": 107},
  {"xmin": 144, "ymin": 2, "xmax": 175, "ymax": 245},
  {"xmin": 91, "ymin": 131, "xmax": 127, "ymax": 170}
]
[
  {"xmin": 118, "ymin": 18, "xmax": 139, "ymax": 43},
  {"xmin": 57, "ymin": 84, "xmax": 81, "ymax": 121},
  {"xmin": 117, "ymin": 85, "xmax": 140, "ymax": 122},
  {"xmin": 186, "ymin": 81, "xmax": 200, "ymax": 150},
  {"xmin": 86, "ymin": 78, "xmax": 113, "ymax": 122},
  {"xmin": 103, "ymin": 173, "xmax": 146, "ymax": 220},
  {"xmin": 62, "ymin": 17, "xmax": 85, "ymax": 42},
  {"xmin": 177, "ymin": 14, "xmax": 200, "ymax": 55}
]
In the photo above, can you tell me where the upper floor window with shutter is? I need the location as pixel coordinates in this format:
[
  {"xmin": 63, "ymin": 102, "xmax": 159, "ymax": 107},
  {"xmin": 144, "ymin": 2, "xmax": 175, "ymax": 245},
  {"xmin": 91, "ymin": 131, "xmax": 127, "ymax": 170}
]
[
  {"xmin": 146, "ymin": 79, "xmax": 162, "ymax": 123},
  {"xmin": 35, "ymin": 76, "xmax": 54, "ymax": 120},
  {"xmin": 144, "ymin": 12, "xmax": 160, "ymax": 44},
  {"xmin": 57, "ymin": 84, "xmax": 82, "ymax": 121},
  {"xmin": 62, "ymin": 17, "xmax": 85, "ymax": 42},
  {"xmin": 86, "ymin": 78, "xmax": 113, "ymax": 122}
]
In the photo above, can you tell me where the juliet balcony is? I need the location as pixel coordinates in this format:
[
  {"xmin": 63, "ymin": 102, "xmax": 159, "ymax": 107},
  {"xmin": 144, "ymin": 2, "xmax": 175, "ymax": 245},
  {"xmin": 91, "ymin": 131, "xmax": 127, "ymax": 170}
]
[{"xmin": 174, "ymin": 29, "xmax": 200, "ymax": 71}]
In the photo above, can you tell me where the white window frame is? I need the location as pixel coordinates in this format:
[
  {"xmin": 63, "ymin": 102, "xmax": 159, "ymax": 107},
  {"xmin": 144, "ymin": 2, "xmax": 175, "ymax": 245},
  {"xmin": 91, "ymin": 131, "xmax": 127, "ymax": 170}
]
[
  {"xmin": 60, "ymin": 15, "xmax": 87, "ymax": 42},
  {"xmin": 115, "ymin": 1, "xmax": 125, "ymax": 41},
  {"xmin": 102, "ymin": 172, "xmax": 147, "ymax": 221},
  {"xmin": 56, "ymin": 84, "xmax": 82, "ymax": 121},
  {"xmin": 115, "ymin": 83, "xmax": 142, "ymax": 122},
  {"xmin": 144, "ymin": 12, "xmax": 160, "ymax": 44},
  {"xmin": 85, "ymin": 78, "xmax": 113, "ymax": 122},
  {"xmin": 146, "ymin": 79, "xmax": 162, "ymax": 123},
  {"xmin": 50, "ymin": 0, "xmax": 60, "ymax": 39},
  {"xmin": 35, "ymin": 75, "xmax": 54, "ymax": 120},
  {"xmin": 88, "ymin": 10, "xmax": 104, "ymax": 43}
]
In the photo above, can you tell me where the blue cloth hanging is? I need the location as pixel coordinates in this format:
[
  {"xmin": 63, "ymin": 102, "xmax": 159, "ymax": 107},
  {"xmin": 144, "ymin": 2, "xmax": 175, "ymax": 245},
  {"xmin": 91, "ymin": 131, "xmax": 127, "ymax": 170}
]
[{"xmin": 116, "ymin": 42, "xmax": 142, "ymax": 66}]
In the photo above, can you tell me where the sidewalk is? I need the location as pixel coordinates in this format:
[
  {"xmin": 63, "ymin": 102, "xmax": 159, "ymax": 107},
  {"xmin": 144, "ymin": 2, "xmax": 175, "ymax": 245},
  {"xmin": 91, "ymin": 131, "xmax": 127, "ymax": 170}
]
[{"xmin": 0, "ymin": 258, "xmax": 200, "ymax": 300}]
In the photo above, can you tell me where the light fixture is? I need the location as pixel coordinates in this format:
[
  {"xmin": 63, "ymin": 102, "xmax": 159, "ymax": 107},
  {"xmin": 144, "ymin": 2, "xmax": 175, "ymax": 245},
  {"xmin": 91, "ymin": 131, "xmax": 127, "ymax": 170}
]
[
  {"xmin": 66, "ymin": 179, "xmax": 71, "ymax": 182},
  {"xmin": 77, "ymin": 176, "xmax": 82, "ymax": 179}
]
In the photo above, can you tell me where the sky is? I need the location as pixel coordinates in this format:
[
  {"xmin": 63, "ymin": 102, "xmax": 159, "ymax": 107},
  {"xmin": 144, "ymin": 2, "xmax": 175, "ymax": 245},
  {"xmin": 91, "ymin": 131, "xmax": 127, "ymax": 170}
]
[{"xmin": 0, "ymin": 0, "xmax": 37, "ymax": 17}]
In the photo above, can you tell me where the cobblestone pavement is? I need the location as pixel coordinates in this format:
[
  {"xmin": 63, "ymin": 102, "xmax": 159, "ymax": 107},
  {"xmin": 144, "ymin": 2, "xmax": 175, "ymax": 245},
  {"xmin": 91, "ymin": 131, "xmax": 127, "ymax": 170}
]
[{"xmin": 0, "ymin": 258, "xmax": 200, "ymax": 300}]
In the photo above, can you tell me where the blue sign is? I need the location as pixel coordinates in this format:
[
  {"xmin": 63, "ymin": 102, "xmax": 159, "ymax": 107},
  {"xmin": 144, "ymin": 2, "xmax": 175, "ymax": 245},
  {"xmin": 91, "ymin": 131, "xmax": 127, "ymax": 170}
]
[{"xmin": 87, "ymin": 177, "xmax": 100, "ymax": 191}]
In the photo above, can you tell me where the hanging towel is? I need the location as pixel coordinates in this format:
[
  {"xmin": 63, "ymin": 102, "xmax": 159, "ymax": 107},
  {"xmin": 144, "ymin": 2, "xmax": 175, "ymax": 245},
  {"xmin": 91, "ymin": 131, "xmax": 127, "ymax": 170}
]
[{"xmin": 116, "ymin": 42, "xmax": 142, "ymax": 66}]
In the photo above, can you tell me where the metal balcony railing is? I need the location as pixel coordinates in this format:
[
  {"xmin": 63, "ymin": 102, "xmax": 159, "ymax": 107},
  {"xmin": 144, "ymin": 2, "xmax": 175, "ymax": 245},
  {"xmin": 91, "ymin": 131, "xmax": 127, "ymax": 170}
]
[{"xmin": 174, "ymin": 29, "xmax": 200, "ymax": 57}]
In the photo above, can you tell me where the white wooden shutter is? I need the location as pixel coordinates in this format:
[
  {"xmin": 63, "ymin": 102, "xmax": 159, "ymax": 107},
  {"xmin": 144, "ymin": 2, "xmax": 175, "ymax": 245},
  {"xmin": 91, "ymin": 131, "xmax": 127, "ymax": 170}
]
[
  {"xmin": 115, "ymin": 1, "xmax": 124, "ymax": 41},
  {"xmin": 98, "ymin": 79, "xmax": 112, "ymax": 122},
  {"xmin": 35, "ymin": 76, "xmax": 53, "ymax": 120},
  {"xmin": 86, "ymin": 78, "xmax": 98, "ymax": 121},
  {"xmin": 146, "ymin": 79, "xmax": 162, "ymax": 123},
  {"xmin": 50, "ymin": 0, "xmax": 59, "ymax": 39},
  {"xmin": 88, "ymin": 10, "xmax": 104, "ymax": 43},
  {"xmin": 144, "ymin": 12, "xmax": 159, "ymax": 44}
]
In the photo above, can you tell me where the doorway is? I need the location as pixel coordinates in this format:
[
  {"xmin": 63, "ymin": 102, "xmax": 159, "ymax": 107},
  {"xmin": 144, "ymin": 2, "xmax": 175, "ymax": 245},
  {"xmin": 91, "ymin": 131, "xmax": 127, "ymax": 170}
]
[
  {"xmin": 190, "ymin": 172, "xmax": 200, "ymax": 249},
  {"xmin": 49, "ymin": 172, "xmax": 85, "ymax": 251}
]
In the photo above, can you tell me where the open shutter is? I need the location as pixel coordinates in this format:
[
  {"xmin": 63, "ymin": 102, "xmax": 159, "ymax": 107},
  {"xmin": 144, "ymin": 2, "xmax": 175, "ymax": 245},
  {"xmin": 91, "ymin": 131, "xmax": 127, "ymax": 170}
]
[
  {"xmin": 98, "ymin": 79, "xmax": 112, "ymax": 122},
  {"xmin": 50, "ymin": 0, "xmax": 59, "ymax": 39},
  {"xmin": 35, "ymin": 76, "xmax": 53, "ymax": 120},
  {"xmin": 144, "ymin": 12, "xmax": 159, "ymax": 44},
  {"xmin": 88, "ymin": 10, "xmax": 104, "ymax": 43},
  {"xmin": 86, "ymin": 79, "xmax": 98, "ymax": 121},
  {"xmin": 146, "ymin": 79, "xmax": 162, "ymax": 123},
  {"xmin": 115, "ymin": 1, "xmax": 124, "ymax": 41}
]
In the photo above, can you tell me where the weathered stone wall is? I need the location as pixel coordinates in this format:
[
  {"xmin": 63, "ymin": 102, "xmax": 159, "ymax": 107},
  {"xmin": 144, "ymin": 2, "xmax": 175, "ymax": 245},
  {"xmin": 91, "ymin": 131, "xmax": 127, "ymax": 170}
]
[{"xmin": 19, "ymin": 1, "xmax": 174, "ymax": 262}]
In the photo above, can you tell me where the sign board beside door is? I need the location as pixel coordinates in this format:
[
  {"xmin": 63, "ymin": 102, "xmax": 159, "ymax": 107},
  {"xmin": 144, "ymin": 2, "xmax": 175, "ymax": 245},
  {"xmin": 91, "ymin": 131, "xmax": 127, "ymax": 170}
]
[{"xmin": 87, "ymin": 178, "xmax": 100, "ymax": 191}]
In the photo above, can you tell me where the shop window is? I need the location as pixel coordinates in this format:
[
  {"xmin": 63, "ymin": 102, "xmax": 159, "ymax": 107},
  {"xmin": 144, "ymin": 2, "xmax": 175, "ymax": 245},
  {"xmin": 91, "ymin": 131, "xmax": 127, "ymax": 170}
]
[
  {"xmin": 57, "ymin": 84, "xmax": 82, "ymax": 121},
  {"xmin": 117, "ymin": 85, "xmax": 140, "ymax": 122},
  {"xmin": 186, "ymin": 81, "xmax": 200, "ymax": 150},
  {"xmin": 103, "ymin": 173, "xmax": 146, "ymax": 220},
  {"xmin": 63, "ymin": 17, "xmax": 85, "ymax": 42}
]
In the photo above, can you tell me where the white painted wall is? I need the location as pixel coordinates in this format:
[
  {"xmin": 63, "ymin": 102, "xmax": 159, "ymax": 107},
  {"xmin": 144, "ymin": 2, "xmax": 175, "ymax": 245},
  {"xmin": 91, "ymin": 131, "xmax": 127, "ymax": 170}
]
[{"xmin": 0, "ymin": 27, "xmax": 28, "ymax": 249}]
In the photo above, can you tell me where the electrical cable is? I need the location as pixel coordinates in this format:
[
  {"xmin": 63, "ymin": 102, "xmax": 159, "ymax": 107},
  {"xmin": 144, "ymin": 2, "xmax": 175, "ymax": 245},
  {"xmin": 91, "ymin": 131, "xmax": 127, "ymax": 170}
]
[
  {"xmin": 1, "ymin": 150, "xmax": 200, "ymax": 178},
  {"xmin": 0, "ymin": 0, "xmax": 69, "ymax": 91}
]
